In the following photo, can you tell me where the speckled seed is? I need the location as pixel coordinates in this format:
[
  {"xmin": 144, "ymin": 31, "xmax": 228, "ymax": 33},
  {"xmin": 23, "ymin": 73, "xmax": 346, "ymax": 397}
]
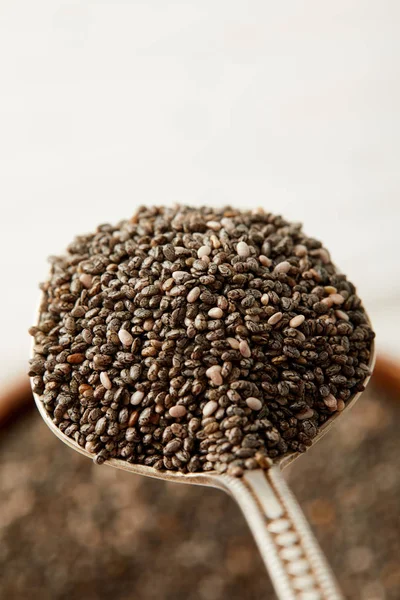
[
  {"xmin": 246, "ymin": 397, "xmax": 262, "ymax": 411},
  {"xmin": 202, "ymin": 400, "xmax": 218, "ymax": 417},
  {"xmin": 118, "ymin": 329, "xmax": 133, "ymax": 347},
  {"xmin": 172, "ymin": 271, "xmax": 188, "ymax": 281},
  {"xmin": 79, "ymin": 273, "xmax": 93, "ymax": 288},
  {"xmin": 208, "ymin": 307, "xmax": 223, "ymax": 319},
  {"xmin": 227, "ymin": 337, "xmax": 240, "ymax": 350},
  {"xmin": 100, "ymin": 371, "xmax": 112, "ymax": 390},
  {"xmin": 259, "ymin": 255, "xmax": 272, "ymax": 267},
  {"xmin": 237, "ymin": 241, "xmax": 250, "ymax": 258},
  {"xmin": 261, "ymin": 294, "xmax": 270, "ymax": 306},
  {"xmin": 205, "ymin": 365, "xmax": 223, "ymax": 386},
  {"xmin": 198, "ymin": 245, "xmax": 211, "ymax": 258},
  {"xmin": 162, "ymin": 278, "xmax": 174, "ymax": 291},
  {"xmin": 335, "ymin": 309, "xmax": 349, "ymax": 321},
  {"xmin": 330, "ymin": 293, "xmax": 345, "ymax": 305},
  {"xmin": 131, "ymin": 390, "xmax": 144, "ymax": 405},
  {"xmin": 290, "ymin": 315, "xmax": 305, "ymax": 328},
  {"xmin": 169, "ymin": 405, "xmax": 187, "ymax": 418},
  {"xmin": 324, "ymin": 394, "xmax": 338, "ymax": 411},
  {"xmin": 274, "ymin": 261, "xmax": 291, "ymax": 274},
  {"xmin": 187, "ymin": 287, "xmax": 201, "ymax": 303},
  {"xmin": 239, "ymin": 340, "xmax": 251, "ymax": 358},
  {"xmin": 268, "ymin": 312, "xmax": 283, "ymax": 325}
]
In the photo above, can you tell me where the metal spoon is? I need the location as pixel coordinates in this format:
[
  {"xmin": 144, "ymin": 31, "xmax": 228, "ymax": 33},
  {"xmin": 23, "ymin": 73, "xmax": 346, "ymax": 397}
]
[{"xmin": 31, "ymin": 306, "xmax": 375, "ymax": 600}]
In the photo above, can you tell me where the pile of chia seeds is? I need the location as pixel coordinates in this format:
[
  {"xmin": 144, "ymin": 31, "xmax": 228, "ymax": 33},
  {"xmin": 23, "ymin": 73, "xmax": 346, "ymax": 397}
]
[{"xmin": 28, "ymin": 205, "xmax": 374, "ymax": 476}]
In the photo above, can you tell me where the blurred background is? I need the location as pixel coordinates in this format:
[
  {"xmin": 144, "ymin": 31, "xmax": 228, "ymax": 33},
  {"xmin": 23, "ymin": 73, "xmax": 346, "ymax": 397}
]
[{"xmin": 0, "ymin": 2, "xmax": 399, "ymax": 599}]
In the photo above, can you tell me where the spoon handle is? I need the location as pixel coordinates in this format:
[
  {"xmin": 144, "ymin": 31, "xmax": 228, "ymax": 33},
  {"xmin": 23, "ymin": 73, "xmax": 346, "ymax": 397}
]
[{"xmin": 219, "ymin": 466, "xmax": 343, "ymax": 600}]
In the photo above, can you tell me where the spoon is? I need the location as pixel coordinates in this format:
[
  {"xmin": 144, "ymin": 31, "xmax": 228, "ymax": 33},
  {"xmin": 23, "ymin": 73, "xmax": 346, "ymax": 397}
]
[{"xmin": 31, "ymin": 304, "xmax": 375, "ymax": 600}]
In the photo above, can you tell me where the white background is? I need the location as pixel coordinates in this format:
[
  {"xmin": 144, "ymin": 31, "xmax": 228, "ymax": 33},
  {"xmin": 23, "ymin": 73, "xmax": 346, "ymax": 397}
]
[{"xmin": 0, "ymin": 1, "xmax": 399, "ymax": 388}]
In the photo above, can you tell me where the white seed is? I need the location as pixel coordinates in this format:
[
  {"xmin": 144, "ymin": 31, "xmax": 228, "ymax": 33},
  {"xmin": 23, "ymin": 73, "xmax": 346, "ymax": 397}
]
[
  {"xmin": 237, "ymin": 241, "xmax": 250, "ymax": 258},
  {"xmin": 296, "ymin": 408, "xmax": 314, "ymax": 420},
  {"xmin": 202, "ymin": 400, "xmax": 218, "ymax": 417},
  {"xmin": 261, "ymin": 294, "xmax": 270, "ymax": 305},
  {"xmin": 294, "ymin": 244, "xmax": 307, "ymax": 257},
  {"xmin": 290, "ymin": 315, "xmax": 305, "ymax": 328},
  {"xmin": 259, "ymin": 255, "xmax": 272, "ymax": 267},
  {"xmin": 274, "ymin": 261, "xmax": 291, "ymax": 274},
  {"xmin": 118, "ymin": 329, "xmax": 133, "ymax": 347},
  {"xmin": 208, "ymin": 307, "xmax": 223, "ymax": 319},
  {"xmin": 131, "ymin": 390, "xmax": 145, "ymax": 405},
  {"xmin": 187, "ymin": 287, "xmax": 201, "ymax": 303},
  {"xmin": 198, "ymin": 245, "xmax": 211, "ymax": 258},
  {"xmin": 268, "ymin": 312, "xmax": 283, "ymax": 325},
  {"xmin": 227, "ymin": 337, "xmax": 240, "ymax": 350},
  {"xmin": 201, "ymin": 255, "xmax": 210, "ymax": 265},
  {"xmin": 246, "ymin": 397, "xmax": 262, "ymax": 411},
  {"xmin": 335, "ymin": 309, "xmax": 349, "ymax": 321},
  {"xmin": 169, "ymin": 405, "xmax": 187, "ymax": 418},
  {"xmin": 206, "ymin": 366, "xmax": 223, "ymax": 386},
  {"xmin": 206, "ymin": 220, "xmax": 221, "ymax": 231},
  {"xmin": 239, "ymin": 340, "xmax": 251, "ymax": 358},
  {"xmin": 220, "ymin": 217, "xmax": 235, "ymax": 231},
  {"xmin": 100, "ymin": 371, "xmax": 112, "ymax": 390},
  {"xmin": 330, "ymin": 293, "xmax": 345, "ymax": 305},
  {"xmin": 79, "ymin": 273, "xmax": 92, "ymax": 288},
  {"xmin": 324, "ymin": 393, "xmax": 337, "ymax": 411}
]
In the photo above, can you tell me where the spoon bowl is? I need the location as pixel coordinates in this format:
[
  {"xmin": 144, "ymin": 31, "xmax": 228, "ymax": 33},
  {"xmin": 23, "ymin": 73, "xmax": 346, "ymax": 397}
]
[{"xmin": 31, "ymin": 301, "xmax": 375, "ymax": 600}]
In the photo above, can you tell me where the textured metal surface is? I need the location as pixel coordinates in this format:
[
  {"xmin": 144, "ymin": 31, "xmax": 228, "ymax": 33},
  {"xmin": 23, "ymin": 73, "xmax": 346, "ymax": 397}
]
[{"xmin": 213, "ymin": 467, "xmax": 344, "ymax": 600}]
